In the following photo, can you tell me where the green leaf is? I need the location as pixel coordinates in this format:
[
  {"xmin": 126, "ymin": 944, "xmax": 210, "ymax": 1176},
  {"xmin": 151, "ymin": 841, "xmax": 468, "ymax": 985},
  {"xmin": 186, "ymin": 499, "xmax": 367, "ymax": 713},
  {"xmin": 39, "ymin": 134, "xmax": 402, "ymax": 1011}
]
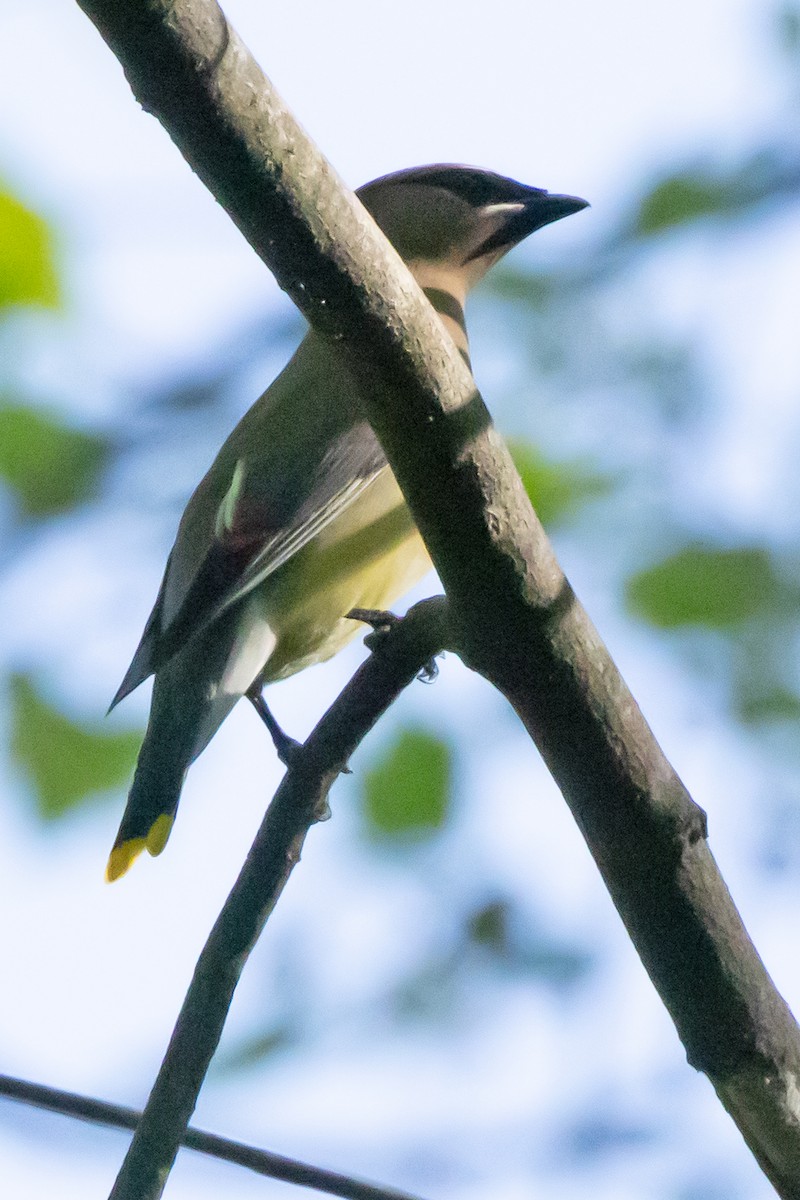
[
  {"xmin": 633, "ymin": 174, "xmax": 733, "ymax": 236},
  {"xmin": 467, "ymin": 899, "xmax": 511, "ymax": 952},
  {"xmin": 362, "ymin": 727, "xmax": 451, "ymax": 839},
  {"xmin": 629, "ymin": 151, "xmax": 792, "ymax": 239},
  {"xmin": 626, "ymin": 545, "xmax": 789, "ymax": 629},
  {"xmin": 507, "ymin": 437, "xmax": 611, "ymax": 526},
  {"xmin": 0, "ymin": 188, "xmax": 59, "ymax": 310},
  {"xmin": 0, "ymin": 403, "xmax": 110, "ymax": 517},
  {"xmin": 738, "ymin": 687, "xmax": 800, "ymax": 725},
  {"xmin": 9, "ymin": 674, "xmax": 141, "ymax": 820}
]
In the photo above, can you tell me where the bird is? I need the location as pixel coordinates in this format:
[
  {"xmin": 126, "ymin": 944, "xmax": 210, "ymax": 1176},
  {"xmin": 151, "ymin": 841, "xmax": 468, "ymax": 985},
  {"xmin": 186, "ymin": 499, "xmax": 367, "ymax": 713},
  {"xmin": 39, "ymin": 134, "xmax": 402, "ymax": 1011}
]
[{"xmin": 106, "ymin": 165, "xmax": 588, "ymax": 881}]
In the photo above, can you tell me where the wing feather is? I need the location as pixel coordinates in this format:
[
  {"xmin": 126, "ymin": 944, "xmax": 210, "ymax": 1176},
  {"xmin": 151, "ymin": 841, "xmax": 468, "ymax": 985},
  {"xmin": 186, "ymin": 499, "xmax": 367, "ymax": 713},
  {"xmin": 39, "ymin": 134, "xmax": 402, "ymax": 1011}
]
[{"xmin": 115, "ymin": 418, "xmax": 389, "ymax": 692}]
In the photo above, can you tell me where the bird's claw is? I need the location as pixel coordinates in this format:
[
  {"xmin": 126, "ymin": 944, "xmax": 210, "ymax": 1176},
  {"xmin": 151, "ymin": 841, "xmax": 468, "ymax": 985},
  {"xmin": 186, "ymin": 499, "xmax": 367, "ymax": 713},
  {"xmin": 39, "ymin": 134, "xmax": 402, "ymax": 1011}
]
[
  {"xmin": 417, "ymin": 657, "xmax": 439, "ymax": 683},
  {"xmin": 347, "ymin": 607, "xmax": 441, "ymax": 682}
]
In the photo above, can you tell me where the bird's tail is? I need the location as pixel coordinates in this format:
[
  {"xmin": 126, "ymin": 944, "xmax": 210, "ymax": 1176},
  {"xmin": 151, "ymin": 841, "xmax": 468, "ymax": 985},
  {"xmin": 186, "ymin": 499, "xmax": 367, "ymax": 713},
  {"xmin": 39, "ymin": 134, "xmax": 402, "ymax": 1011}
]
[
  {"xmin": 105, "ymin": 749, "xmax": 187, "ymax": 882},
  {"xmin": 105, "ymin": 629, "xmax": 244, "ymax": 882}
]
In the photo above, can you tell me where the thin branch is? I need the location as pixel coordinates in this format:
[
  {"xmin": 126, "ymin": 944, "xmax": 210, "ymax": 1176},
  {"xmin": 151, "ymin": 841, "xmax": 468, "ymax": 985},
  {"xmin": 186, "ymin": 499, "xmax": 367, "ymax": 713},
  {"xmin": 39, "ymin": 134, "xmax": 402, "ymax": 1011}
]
[
  {"xmin": 0, "ymin": 1074, "xmax": 428, "ymax": 1200},
  {"xmin": 74, "ymin": 1, "xmax": 800, "ymax": 1197},
  {"xmin": 106, "ymin": 598, "xmax": 447, "ymax": 1200}
]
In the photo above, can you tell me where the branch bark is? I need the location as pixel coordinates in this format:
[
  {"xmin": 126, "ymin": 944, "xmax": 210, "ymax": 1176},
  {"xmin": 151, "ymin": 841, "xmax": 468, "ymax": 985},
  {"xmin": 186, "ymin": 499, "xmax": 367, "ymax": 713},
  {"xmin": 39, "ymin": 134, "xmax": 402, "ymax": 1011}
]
[
  {"xmin": 74, "ymin": 1, "xmax": 800, "ymax": 1197},
  {"xmin": 0, "ymin": 1074, "xmax": 429, "ymax": 1200}
]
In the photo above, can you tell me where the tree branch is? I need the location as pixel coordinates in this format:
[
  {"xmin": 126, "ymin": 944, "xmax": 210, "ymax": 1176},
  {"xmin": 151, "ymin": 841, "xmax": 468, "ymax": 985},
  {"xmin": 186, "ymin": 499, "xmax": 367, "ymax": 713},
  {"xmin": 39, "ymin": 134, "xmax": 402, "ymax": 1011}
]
[
  {"xmin": 108, "ymin": 597, "xmax": 447, "ymax": 1200},
  {"xmin": 74, "ymin": 1, "xmax": 800, "ymax": 1196},
  {"xmin": 0, "ymin": 1073, "xmax": 428, "ymax": 1200}
]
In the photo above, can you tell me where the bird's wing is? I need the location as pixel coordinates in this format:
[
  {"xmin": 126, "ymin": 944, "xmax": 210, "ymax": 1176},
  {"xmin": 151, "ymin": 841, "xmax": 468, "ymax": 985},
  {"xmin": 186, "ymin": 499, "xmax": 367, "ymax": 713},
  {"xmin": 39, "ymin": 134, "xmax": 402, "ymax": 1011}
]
[{"xmin": 110, "ymin": 418, "xmax": 388, "ymax": 708}]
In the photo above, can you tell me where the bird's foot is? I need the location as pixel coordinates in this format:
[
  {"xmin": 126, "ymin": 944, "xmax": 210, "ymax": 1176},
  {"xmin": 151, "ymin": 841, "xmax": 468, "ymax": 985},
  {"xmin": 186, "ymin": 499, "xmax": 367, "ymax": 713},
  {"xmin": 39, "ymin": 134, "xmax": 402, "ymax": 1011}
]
[
  {"xmin": 247, "ymin": 688, "xmax": 352, "ymax": 776},
  {"xmin": 347, "ymin": 607, "xmax": 399, "ymax": 640},
  {"xmin": 347, "ymin": 607, "xmax": 440, "ymax": 682}
]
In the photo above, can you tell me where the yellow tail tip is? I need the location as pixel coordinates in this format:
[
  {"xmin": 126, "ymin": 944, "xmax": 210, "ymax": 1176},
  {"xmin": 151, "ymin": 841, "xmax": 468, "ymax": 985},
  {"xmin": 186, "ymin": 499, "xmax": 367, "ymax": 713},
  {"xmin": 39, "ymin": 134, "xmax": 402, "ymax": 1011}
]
[
  {"xmin": 104, "ymin": 815, "xmax": 175, "ymax": 883},
  {"xmin": 105, "ymin": 837, "xmax": 146, "ymax": 883},
  {"xmin": 146, "ymin": 813, "xmax": 174, "ymax": 858}
]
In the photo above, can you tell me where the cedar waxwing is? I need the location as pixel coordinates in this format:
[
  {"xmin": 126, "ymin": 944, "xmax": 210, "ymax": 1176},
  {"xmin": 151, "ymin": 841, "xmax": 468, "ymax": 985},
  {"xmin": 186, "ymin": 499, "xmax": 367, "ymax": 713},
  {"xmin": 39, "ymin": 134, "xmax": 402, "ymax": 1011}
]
[{"xmin": 106, "ymin": 165, "xmax": 587, "ymax": 881}]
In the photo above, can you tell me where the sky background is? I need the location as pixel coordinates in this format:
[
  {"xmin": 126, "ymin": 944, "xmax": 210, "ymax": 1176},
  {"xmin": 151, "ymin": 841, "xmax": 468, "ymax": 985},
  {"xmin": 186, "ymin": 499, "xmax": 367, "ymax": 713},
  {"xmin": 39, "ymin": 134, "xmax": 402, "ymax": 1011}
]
[{"xmin": 1, "ymin": 1, "xmax": 799, "ymax": 1198}]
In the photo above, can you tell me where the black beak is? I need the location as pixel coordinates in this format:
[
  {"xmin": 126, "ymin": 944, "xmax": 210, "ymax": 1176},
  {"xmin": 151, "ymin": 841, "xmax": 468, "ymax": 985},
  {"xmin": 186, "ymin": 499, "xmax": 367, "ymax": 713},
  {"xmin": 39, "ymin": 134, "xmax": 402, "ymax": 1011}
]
[
  {"xmin": 534, "ymin": 192, "xmax": 589, "ymax": 223},
  {"xmin": 466, "ymin": 191, "xmax": 589, "ymax": 263}
]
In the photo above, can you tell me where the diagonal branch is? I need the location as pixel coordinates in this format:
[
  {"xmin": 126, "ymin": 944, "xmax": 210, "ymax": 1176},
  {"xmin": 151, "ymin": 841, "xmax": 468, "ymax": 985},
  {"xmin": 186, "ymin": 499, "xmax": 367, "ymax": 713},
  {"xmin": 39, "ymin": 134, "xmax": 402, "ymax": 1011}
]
[
  {"xmin": 75, "ymin": 1, "xmax": 800, "ymax": 1197},
  {"xmin": 0, "ymin": 1073, "xmax": 428, "ymax": 1200}
]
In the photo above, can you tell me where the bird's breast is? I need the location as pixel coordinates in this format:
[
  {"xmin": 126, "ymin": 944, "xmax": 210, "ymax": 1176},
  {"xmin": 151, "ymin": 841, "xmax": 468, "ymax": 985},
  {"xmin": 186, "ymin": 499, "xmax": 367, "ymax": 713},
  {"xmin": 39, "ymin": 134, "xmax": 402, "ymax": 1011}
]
[{"xmin": 256, "ymin": 470, "xmax": 432, "ymax": 682}]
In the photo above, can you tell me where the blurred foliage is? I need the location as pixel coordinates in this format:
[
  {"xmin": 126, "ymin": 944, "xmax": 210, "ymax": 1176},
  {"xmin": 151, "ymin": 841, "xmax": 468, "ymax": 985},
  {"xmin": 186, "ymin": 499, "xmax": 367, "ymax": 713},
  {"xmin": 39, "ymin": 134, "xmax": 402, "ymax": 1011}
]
[
  {"xmin": 215, "ymin": 1023, "xmax": 299, "ymax": 1076},
  {"xmin": 624, "ymin": 150, "xmax": 800, "ymax": 239},
  {"xmin": 776, "ymin": 1, "xmax": 800, "ymax": 54},
  {"xmin": 389, "ymin": 896, "xmax": 594, "ymax": 1024},
  {"xmin": 626, "ymin": 546, "xmax": 797, "ymax": 628},
  {"xmin": 508, "ymin": 436, "xmax": 614, "ymax": 525},
  {"xmin": 9, "ymin": 674, "xmax": 140, "ymax": 820},
  {"xmin": 361, "ymin": 726, "xmax": 452, "ymax": 840},
  {"xmin": 0, "ymin": 403, "xmax": 110, "ymax": 519},
  {"xmin": 0, "ymin": 180, "xmax": 108, "ymax": 525},
  {"xmin": 464, "ymin": 897, "xmax": 593, "ymax": 984},
  {"xmin": 0, "ymin": 187, "xmax": 59, "ymax": 310},
  {"xmin": 0, "ymin": 184, "xmax": 141, "ymax": 819},
  {"xmin": 739, "ymin": 686, "xmax": 800, "ymax": 725}
]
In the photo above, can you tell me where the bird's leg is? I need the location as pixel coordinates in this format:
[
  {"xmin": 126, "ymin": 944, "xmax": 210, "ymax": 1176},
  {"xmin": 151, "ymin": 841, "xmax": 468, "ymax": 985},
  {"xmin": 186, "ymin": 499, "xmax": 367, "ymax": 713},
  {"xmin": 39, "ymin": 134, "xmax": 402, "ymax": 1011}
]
[
  {"xmin": 347, "ymin": 608, "xmax": 440, "ymax": 682},
  {"xmin": 246, "ymin": 687, "xmax": 303, "ymax": 767}
]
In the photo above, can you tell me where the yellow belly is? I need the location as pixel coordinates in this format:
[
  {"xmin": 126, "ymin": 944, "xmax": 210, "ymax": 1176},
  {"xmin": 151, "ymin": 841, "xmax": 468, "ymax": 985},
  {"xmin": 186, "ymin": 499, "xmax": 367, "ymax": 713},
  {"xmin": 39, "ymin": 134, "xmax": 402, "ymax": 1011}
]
[{"xmin": 258, "ymin": 471, "xmax": 432, "ymax": 683}]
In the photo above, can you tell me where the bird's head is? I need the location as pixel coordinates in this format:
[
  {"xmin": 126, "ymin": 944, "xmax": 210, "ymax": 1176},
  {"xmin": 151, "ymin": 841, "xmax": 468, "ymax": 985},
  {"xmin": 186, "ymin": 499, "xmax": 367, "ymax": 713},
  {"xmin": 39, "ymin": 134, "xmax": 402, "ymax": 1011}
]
[{"xmin": 357, "ymin": 164, "xmax": 588, "ymax": 291}]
